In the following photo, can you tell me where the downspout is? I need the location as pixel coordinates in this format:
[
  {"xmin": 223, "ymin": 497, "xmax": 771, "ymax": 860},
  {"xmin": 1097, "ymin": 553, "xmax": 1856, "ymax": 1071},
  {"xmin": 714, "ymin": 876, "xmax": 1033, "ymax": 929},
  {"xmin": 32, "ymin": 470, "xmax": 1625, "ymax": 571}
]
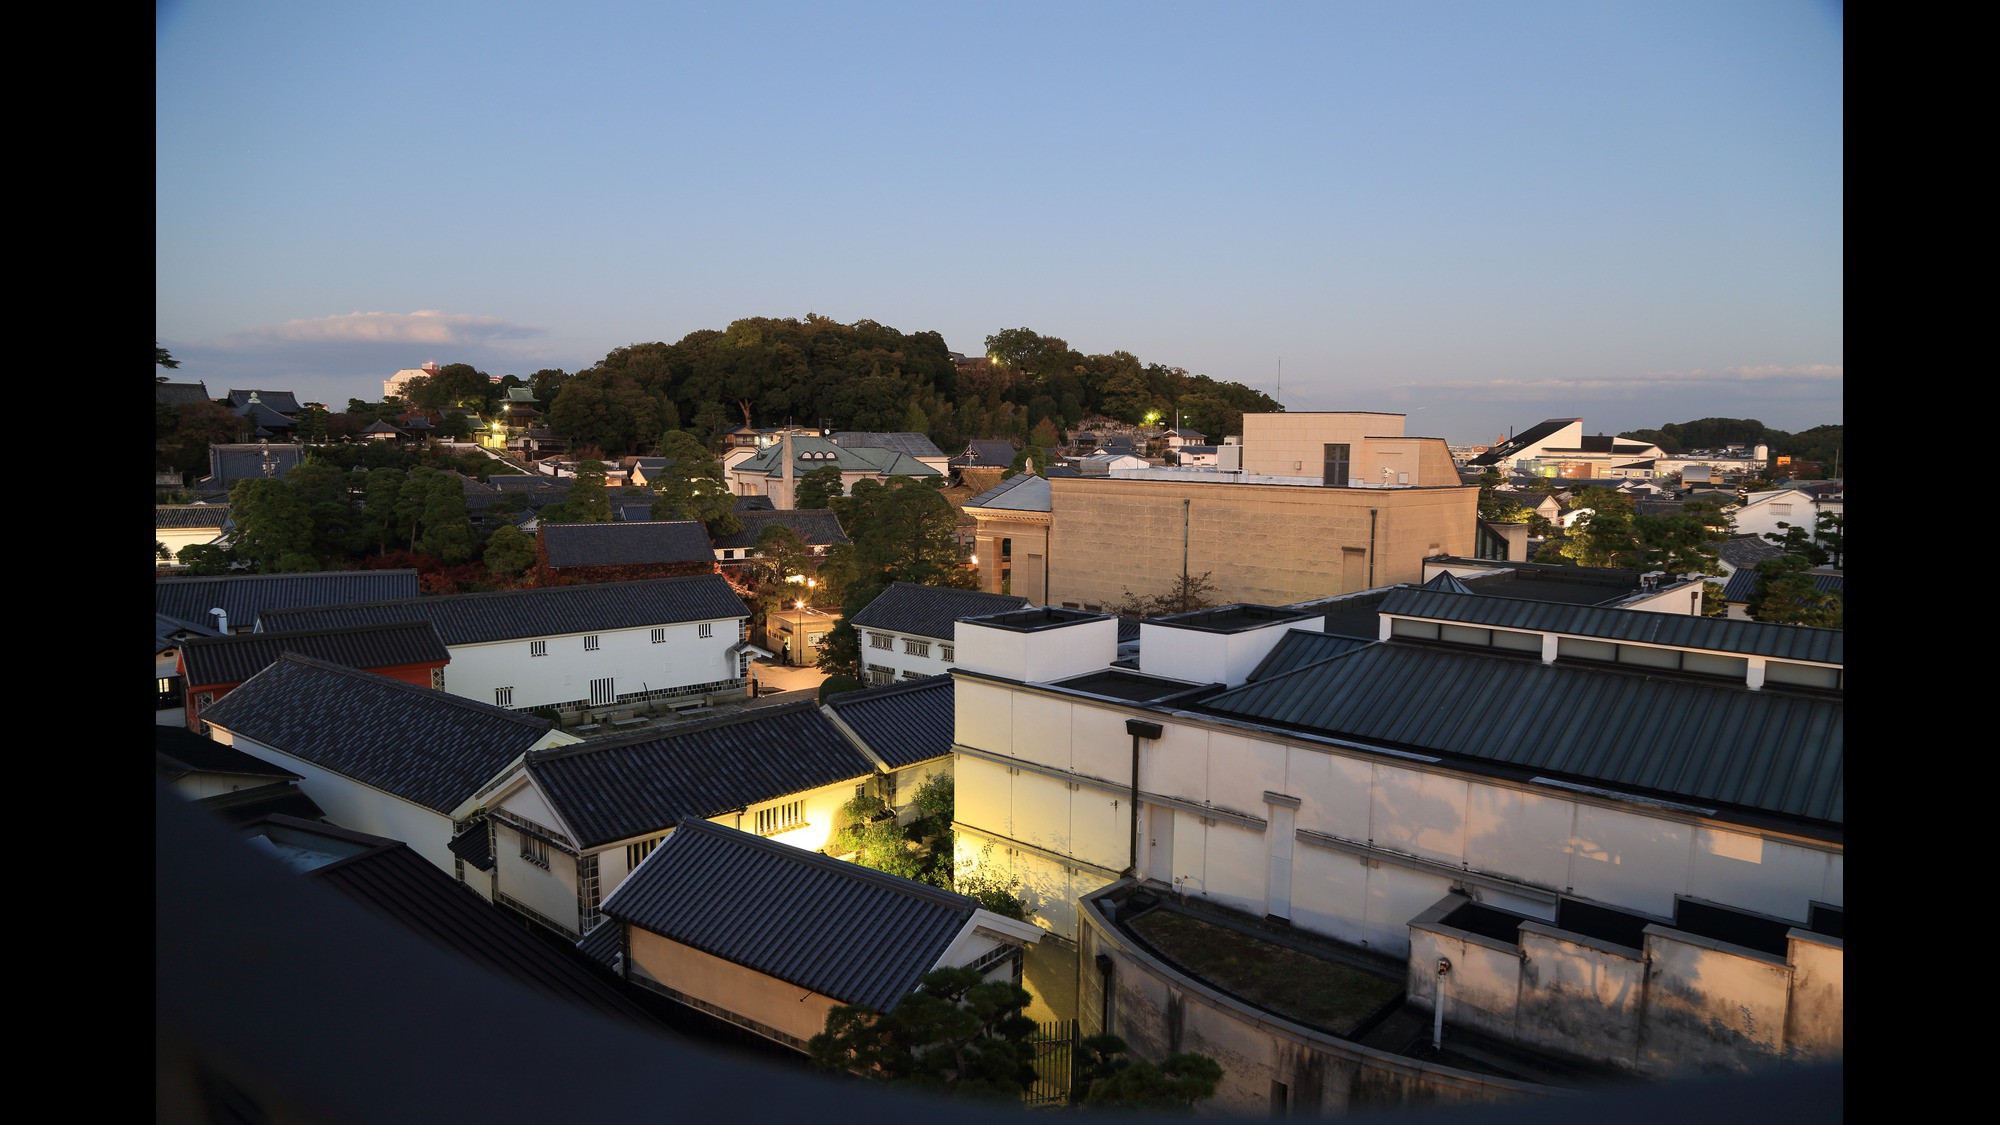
[
  {"xmin": 1124, "ymin": 719, "xmax": 1163, "ymax": 876},
  {"xmin": 1181, "ymin": 499, "xmax": 1190, "ymax": 591},
  {"xmin": 1368, "ymin": 508, "xmax": 1378, "ymax": 587}
]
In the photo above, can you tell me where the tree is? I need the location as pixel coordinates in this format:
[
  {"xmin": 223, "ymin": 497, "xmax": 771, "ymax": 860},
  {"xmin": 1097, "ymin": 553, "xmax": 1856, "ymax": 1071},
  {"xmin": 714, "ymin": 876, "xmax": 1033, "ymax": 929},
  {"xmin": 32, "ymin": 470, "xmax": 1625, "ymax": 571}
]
[
  {"xmin": 754, "ymin": 523, "xmax": 813, "ymax": 584},
  {"xmin": 227, "ymin": 478, "xmax": 318, "ymax": 572},
  {"xmin": 547, "ymin": 370, "xmax": 663, "ymax": 454},
  {"xmin": 1073, "ymin": 1034, "xmax": 1224, "ymax": 1110},
  {"xmin": 176, "ymin": 543, "xmax": 234, "ymax": 575},
  {"xmin": 568, "ymin": 460, "xmax": 613, "ymax": 523},
  {"xmin": 1746, "ymin": 559, "xmax": 1843, "ymax": 627},
  {"xmin": 794, "ymin": 464, "xmax": 845, "ymax": 511},
  {"xmin": 1112, "ymin": 571, "xmax": 1218, "ymax": 618},
  {"xmin": 650, "ymin": 430, "xmax": 741, "ymax": 534},
  {"xmin": 1763, "ymin": 511, "xmax": 1844, "ymax": 570},
  {"xmin": 483, "ymin": 524, "xmax": 537, "ymax": 579},
  {"xmin": 807, "ymin": 967, "xmax": 1039, "ymax": 1098},
  {"xmin": 157, "ymin": 399, "xmax": 244, "ymax": 482}
]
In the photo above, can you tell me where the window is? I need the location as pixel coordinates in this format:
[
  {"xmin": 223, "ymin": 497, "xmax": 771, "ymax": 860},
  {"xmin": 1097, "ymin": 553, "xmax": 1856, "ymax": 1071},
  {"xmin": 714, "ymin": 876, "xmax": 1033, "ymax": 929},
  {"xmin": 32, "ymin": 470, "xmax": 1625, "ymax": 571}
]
[
  {"xmin": 584, "ymin": 635, "xmax": 600, "ymax": 651},
  {"xmin": 941, "ymin": 645, "xmax": 955, "ymax": 663},
  {"xmin": 650, "ymin": 628, "xmax": 665, "ymax": 644},
  {"xmin": 519, "ymin": 834, "xmax": 549, "ymax": 869},
  {"xmin": 901, "ymin": 670, "xmax": 925, "ymax": 681},
  {"xmin": 430, "ymin": 668, "xmax": 446, "ymax": 689},
  {"xmin": 867, "ymin": 664, "xmax": 895, "ymax": 686},
  {"xmin": 699, "ymin": 622, "xmax": 714, "ymax": 638},
  {"xmin": 495, "ymin": 687, "xmax": 514, "ymax": 707},
  {"xmin": 905, "ymin": 639, "xmax": 930, "ymax": 657},
  {"xmin": 530, "ymin": 640, "xmax": 547, "ymax": 658},
  {"xmin": 754, "ymin": 800, "xmax": 805, "ymax": 835},
  {"xmin": 578, "ymin": 853, "xmax": 602, "ymax": 932},
  {"xmin": 1770, "ymin": 503, "xmax": 1793, "ymax": 515},
  {"xmin": 626, "ymin": 835, "xmax": 665, "ymax": 870},
  {"xmin": 721, "ymin": 549, "xmax": 735, "ymax": 559},
  {"xmin": 1322, "ymin": 443, "xmax": 1352, "ymax": 487},
  {"xmin": 869, "ymin": 633, "xmax": 893, "ymax": 650},
  {"xmin": 589, "ymin": 677, "xmax": 615, "ymax": 706}
]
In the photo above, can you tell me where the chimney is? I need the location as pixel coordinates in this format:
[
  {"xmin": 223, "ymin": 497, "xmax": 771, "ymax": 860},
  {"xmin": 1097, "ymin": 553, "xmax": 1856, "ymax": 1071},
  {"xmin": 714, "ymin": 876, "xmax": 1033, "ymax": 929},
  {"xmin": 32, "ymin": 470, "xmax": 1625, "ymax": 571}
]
[
  {"xmin": 781, "ymin": 431, "xmax": 796, "ymax": 509},
  {"xmin": 209, "ymin": 607, "xmax": 229, "ymax": 634}
]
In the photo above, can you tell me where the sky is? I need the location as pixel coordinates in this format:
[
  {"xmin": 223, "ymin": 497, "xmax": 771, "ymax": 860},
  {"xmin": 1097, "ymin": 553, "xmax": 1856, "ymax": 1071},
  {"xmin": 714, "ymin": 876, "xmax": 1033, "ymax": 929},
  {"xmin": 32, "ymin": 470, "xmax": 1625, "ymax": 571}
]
[{"xmin": 157, "ymin": 1, "xmax": 1842, "ymax": 446}]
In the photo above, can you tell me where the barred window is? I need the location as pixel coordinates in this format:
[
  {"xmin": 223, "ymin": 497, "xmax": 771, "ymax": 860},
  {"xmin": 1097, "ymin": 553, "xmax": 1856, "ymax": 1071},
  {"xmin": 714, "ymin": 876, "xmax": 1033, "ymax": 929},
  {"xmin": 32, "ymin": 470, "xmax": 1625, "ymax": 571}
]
[
  {"xmin": 699, "ymin": 623, "xmax": 714, "ymax": 638},
  {"xmin": 651, "ymin": 628, "xmax": 665, "ymax": 644},
  {"xmin": 589, "ymin": 677, "xmax": 615, "ymax": 706},
  {"xmin": 626, "ymin": 835, "xmax": 665, "ymax": 870},
  {"xmin": 530, "ymin": 640, "xmax": 547, "ymax": 657},
  {"xmin": 495, "ymin": 687, "xmax": 514, "ymax": 707},
  {"xmin": 869, "ymin": 633, "xmax": 893, "ymax": 650},
  {"xmin": 904, "ymin": 640, "xmax": 930, "ymax": 657},
  {"xmin": 941, "ymin": 645, "xmax": 954, "ymax": 663},
  {"xmin": 584, "ymin": 635, "xmax": 600, "ymax": 651},
  {"xmin": 754, "ymin": 800, "xmax": 804, "ymax": 835},
  {"xmin": 519, "ymin": 834, "xmax": 549, "ymax": 869},
  {"xmin": 866, "ymin": 664, "xmax": 894, "ymax": 686}
]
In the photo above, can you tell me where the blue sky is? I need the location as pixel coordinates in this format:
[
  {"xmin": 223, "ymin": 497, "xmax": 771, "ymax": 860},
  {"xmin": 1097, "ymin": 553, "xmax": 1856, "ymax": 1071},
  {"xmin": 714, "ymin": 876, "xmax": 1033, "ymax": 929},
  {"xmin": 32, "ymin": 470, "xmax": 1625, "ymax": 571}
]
[{"xmin": 157, "ymin": 1, "xmax": 1842, "ymax": 445}]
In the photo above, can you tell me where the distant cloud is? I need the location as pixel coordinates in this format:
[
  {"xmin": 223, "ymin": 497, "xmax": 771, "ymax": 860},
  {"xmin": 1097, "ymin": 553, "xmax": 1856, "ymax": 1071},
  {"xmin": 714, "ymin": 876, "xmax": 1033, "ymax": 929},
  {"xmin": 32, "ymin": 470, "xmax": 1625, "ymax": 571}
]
[
  {"xmin": 1417, "ymin": 364, "xmax": 1842, "ymax": 397},
  {"xmin": 205, "ymin": 310, "xmax": 545, "ymax": 350}
]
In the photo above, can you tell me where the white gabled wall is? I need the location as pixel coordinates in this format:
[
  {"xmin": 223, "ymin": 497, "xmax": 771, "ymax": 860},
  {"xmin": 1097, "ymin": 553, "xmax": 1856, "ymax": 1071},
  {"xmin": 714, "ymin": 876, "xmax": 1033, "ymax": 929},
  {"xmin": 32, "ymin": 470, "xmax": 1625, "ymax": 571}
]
[{"xmin": 438, "ymin": 618, "xmax": 742, "ymax": 712}]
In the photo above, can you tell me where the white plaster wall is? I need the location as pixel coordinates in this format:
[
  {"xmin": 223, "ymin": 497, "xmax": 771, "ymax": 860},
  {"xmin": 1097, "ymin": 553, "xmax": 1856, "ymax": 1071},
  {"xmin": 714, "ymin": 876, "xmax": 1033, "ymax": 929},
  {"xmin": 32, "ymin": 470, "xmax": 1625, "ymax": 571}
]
[
  {"xmin": 440, "ymin": 620, "xmax": 741, "ymax": 712},
  {"xmin": 494, "ymin": 820, "xmax": 581, "ymax": 933},
  {"xmin": 1515, "ymin": 926, "xmax": 1646, "ymax": 1067},
  {"xmin": 956, "ymin": 756, "xmax": 1017, "ymax": 839},
  {"xmin": 1371, "ymin": 767, "xmax": 1471, "ymax": 867},
  {"xmin": 1203, "ymin": 730, "xmax": 1290, "ymax": 820},
  {"xmin": 221, "ymin": 734, "xmax": 457, "ymax": 874},
  {"xmin": 1408, "ymin": 927, "xmax": 1522, "ymax": 1038},
  {"xmin": 1567, "ymin": 803, "xmax": 1693, "ymax": 916},
  {"xmin": 1784, "ymin": 932, "xmax": 1843, "ymax": 1062},
  {"xmin": 1012, "ymin": 692, "xmax": 1074, "ymax": 770},
  {"xmin": 1069, "ymin": 703, "xmax": 1133, "ymax": 784},
  {"xmin": 494, "ymin": 782, "xmax": 565, "ymax": 840},
  {"xmin": 1463, "ymin": 785, "xmax": 1573, "ymax": 892},
  {"xmin": 1639, "ymin": 928, "xmax": 1793, "ymax": 1073},
  {"xmin": 857, "ymin": 630, "xmax": 963, "ymax": 682},
  {"xmin": 1687, "ymin": 826, "xmax": 1835, "ymax": 922},
  {"xmin": 954, "ymin": 678, "xmax": 1014, "ymax": 753}
]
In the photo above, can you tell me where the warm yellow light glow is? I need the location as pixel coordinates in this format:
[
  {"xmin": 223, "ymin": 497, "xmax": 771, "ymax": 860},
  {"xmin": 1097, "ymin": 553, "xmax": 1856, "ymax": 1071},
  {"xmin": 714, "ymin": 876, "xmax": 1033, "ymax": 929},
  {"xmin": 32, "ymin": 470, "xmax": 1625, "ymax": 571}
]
[{"xmin": 969, "ymin": 554, "xmax": 979, "ymax": 565}]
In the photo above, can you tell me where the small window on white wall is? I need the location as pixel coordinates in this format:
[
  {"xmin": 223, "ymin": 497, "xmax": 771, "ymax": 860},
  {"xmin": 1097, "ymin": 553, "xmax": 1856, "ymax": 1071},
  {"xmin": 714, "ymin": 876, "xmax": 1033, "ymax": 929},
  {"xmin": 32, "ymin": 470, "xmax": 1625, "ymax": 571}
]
[
  {"xmin": 651, "ymin": 628, "xmax": 666, "ymax": 644},
  {"xmin": 495, "ymin": 687, "xmax": 514, "ymax": 707},
  {"xmin": 530, "ymin": 641, "xmax": 547, "ymax": 657},
  {"xmin": 584, "ymin": 635, "xmax": 600, "ymax": 651},
  {"xmin": 699, "ymin": 623, "xmax": 714, "ymax": 638}
]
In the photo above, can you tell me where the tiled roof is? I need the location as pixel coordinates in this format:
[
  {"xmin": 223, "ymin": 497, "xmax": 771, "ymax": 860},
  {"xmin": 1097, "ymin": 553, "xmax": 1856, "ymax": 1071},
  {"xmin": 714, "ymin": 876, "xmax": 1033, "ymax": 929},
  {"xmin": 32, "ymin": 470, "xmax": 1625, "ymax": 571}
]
[
  {"xmin": 179, "ymin": 621, "xmax": 449, "ymax": 687},
  {"xmin": 829, "ymin": 432, "xmax": 946, "ymax": 459},
  {"xmin": 526, "ymin": 702, "xmax": 875, "ymax": 849},
  {"xmin": 157, "ymin": 570, "xmax": 422, "ymax": 632},
  {"xmin": 951, "ymin": 440, "xmax": 1018, "ymax": 467},
  {"xmin": 1201, "ymin": 641, "xmax": 1843, "ymax": 827},
  {"xmin": 252, "ymin": 816, "xmax": 662, "ymax": 1028},
  {"xmin": 206, "ymin": 443, "xmax": 304, "ymax": 485},
  {"xmin": 1721, "ymin": 568, "xmax": 1844, "ymax": 605},
  {"xmin": 259, "ymin": 574, "xmax": 748, "ymax": 646},
  {"xmin": 1244, "ymin": 630, "xmax": 1378, "ymax": 682},
  {"xmin": 200, "ymin": 655, "xmax": 552, "ymax": 813},
  {"xmin": 1377, "ymin": 586, "xmax": 1842, "ymax": 664},
  {"xmin": 157, "ymin": 505, "xmax": 231, "ymax": 529},
  {"xmin": 157, "ymin": 725, "xmax": 301, "ymax": 782},
  {"xmin": 1718, "ymin": 534, "xmax": 1789, "ymax": 572},
  {"xmin": 600, "ymin": 818, "xmax": 978, "ymax": 1012},
  {"xmin": 540, "ymin": 521, "xmax": 716, "ymax": 568},
  {"xmin": 825, "ymin": 675, "xmax": 954, "ymax": 769},
  {"xmin": 448, "ymin": 822, "xmax": 495, "ymax": 871},
  {"xmin": 156, "ymin": 380, "xmax": 212, "ymax": 406},
  {"xmin": 227, "ymin": 389, "xmax": 304, "ymax": 414},
  {"xmin": 233, "ymin": 400, "xmax": 297, "ymax": 428},
  {"xmin": 710, "ymin": 509, "xmax": 850, "ymax": 551},
  {"xmin": 962, "ymin": 472, "xmax": 1050, "ymax": 513},
  {"xmin": 851, "ymin": 582, "xmax": 1030, "ymax": 643},
  {"xmin": 733, "ymin": 494, "xmax": 776, "ymax": 512},
  {"xmin": 158, "ymin": 612, "xmax": 222, "ymax": 650}
]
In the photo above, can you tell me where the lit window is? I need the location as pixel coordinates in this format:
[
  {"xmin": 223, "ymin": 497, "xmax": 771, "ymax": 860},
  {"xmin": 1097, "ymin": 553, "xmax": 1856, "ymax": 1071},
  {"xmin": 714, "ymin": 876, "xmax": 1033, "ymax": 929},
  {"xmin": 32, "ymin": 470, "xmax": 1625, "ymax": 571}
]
[{"xmin": 754, "ymin": 800, "xmax": 805, "ymax": 835}]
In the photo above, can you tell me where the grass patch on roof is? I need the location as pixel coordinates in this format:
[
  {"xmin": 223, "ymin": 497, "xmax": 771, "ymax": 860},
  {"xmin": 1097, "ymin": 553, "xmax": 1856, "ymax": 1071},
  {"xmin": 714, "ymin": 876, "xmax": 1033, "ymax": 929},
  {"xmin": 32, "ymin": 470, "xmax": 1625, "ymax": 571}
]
[{"xmin": 1128, "ymin": 908, "xmax": 1402, "ymax": 1036}]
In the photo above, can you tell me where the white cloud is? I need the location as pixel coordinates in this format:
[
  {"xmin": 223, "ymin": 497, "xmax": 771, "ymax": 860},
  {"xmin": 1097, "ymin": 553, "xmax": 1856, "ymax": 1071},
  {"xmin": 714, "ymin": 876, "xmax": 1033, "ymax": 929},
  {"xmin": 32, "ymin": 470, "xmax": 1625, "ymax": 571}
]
[{"xmin": 208, "ymin": 310, "xmax": 544, "ymax": 349}]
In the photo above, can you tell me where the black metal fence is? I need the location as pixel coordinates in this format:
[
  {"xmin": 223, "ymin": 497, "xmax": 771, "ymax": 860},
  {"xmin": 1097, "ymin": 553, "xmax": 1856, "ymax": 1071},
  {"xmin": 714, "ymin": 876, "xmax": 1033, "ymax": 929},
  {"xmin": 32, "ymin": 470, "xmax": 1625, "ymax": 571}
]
[{"xmin": 1024, "ymin": 1019, "xmax": 1076, "ymax": 1108}]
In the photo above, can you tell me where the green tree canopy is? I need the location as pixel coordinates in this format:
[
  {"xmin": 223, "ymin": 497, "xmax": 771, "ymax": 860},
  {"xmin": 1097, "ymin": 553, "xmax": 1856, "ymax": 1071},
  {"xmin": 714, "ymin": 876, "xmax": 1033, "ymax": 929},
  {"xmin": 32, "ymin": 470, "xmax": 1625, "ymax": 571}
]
[
  {"xmin": 807, "ymin": 967, "xmax": 1039, "ymax": 1099},
  {"xmin": 793, "ymin": 464, "xmax": 845, "ymax": 511},
  {"xmin": 1074, "ymin": 1034, "xmax": 1224, "ymax": 1110},
  {"xmin": 227, "ymin": 478, "xmax": 318, "ymax": 572},
  {"xmin": 483, "ymin": 524, "xmax": 538, "ymax": 579},
  {"xmin": 650, "ymin": 430, "xmax": 741, "ymax": 535}
]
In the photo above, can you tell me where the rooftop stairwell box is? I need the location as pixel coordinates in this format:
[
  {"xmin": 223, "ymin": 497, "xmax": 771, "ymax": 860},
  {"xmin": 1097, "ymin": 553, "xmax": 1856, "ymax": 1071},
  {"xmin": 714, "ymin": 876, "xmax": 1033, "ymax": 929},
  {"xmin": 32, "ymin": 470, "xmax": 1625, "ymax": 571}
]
[{"xmin": 953, "ymin": 607, "xmax": 1120, "ymax": 683}]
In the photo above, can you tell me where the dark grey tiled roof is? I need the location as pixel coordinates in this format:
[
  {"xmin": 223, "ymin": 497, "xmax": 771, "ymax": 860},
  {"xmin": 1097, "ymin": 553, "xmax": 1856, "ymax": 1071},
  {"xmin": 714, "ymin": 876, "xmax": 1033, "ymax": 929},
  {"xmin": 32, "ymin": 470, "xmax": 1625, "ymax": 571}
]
[
  {"xmin": 733, "ymin": 494, "xmax": 776, "ymax": 512},
  {"xmin": 540, "ymin": 521, "xmax": 716, "ymax": 568},
  {"xmin": 710, "ymin": 509, "xmax": 851, "ymax": 551},
  {"xmin": 601, "ymin": 818, "xmax": 977, "ymax": 1012},
  {"xmin": 260, "ymin": 574, "xmax": 748, "ymax": 646},
  {"xmin": 156, "ymin": 380, "xmax": 212, "ymax": 406},
  {"xmin": 206, "ymin": 443, "xmax": 304, "ymax": 485},
  {"xmin": 227, "ymin": 389, "xmax": 304, "ymax": 414},
  {"xmin": 527, "ymin": 702, "xmax": 875, "ymax": 849},
  {"xmin": 952, "ymin": 440, "xmax": 1018, "ymax": 467},
  {"xmin": 1718, "ymin": 535, "xmax": 1788, "ymax": 571},
  {"xmin": 614, "ymin": 504, "xmax": 656, "ymax": 522},
  {"xmin": 158, "ymin": 613, "xmax": 222, "ymax": 650},
  {"xmin": 850, "ymin": 582, "xmax": 1030, "ymax": 643},
  {"xmin": 255, "ymin": 816, "xmax": 661, "ymax": 1028},
  {"xmin": 826, "ymin": 675, "xmax": 953, "ymax": 769},
  {"xmin": 1244, "ymin": 630, "xmax": 1378, "ymax": 682},
  {"xmin": 1378, "ymin": 587, "xmax": 1842, "ymax": 664},
  {"xmin": 830, "ymin": 432, "xmax": 945, "ymax": 459},
  {"xmin": 179, "ymin": 621, "xmax": 449, "ymax": 687},
  {"xmin": 157, "ymin": 570, "xmax": 422, "ymax": 632},
  {"xmin": 1420, "ymin": 572, "xmax": 1475, "ymax": 594},
  {"xmin": 1201, "ymin": 642, "xmax": 1843, "ymax": 827},
  {"xmin": 234, "ymin": 401, "xmax": 296, "ymax": 429},
  {"xmin": 157, "ymin": 505, "xmax": 231, "ymax": 529},
  {"xmin": 196, "ymin": 784, "xmax": 327, "ymax": 824},
  {"xmin": 157, "ymin": 726, "xmax": 300, "ymax": 781},
  {"xmin": 449, "ymin": 822, "xmax": 495, "ymax": 871},
  {"xmin": 1721, "ymin": 569, "xmax": 1844, "ymax": 605},
  {"xmin": 734, "ymin": 436, "xmax": 941, "ymax": 479},
  {"xmin": 201, "ymin": 655, "xmax": 552, "ymax": 813},
  {"xmin": 489, "ymin": 474, "xmax": 570, "ymax": 492}
]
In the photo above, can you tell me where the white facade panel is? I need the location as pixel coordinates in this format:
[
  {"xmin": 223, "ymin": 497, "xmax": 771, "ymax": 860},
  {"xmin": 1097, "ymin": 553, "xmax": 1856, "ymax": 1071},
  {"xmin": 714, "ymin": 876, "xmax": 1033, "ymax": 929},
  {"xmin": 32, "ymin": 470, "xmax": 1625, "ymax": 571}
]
[
  {"xmin": 1204, "ymin": 730, "xmax": 1288, "ymax": 820},
  {"xmin": 1066, "ymin": 781, "xmax": 1131, "ymax": 872},
  {"xmin": 1568, "ymin": 804, "xmax": 1692, "ymax": 916},
  {"xmin": 1287, "ymin": 747, "xmax": 1373, "ymax": 841},
  {"xmin": 1687, "ymin": 827, "xmax": 1836, "ymax": 923},
  {"xmin": 224, "ymin": 735, "xmax": 458, "ymax": 874},
  {"xmin": 1464, "ymin": 785, "xmax": 1574, "ymax": 892},
  {"xmin": 1012, "ymin": 769, "xmax": 1078, "ymax": 857},
  {"xmin": 1070, "ymin": 704, "xmax": 1134, "ymax": 784},
  {"xmin": 439, "ymin": 621, "xmax": 742, "ymax": 713},
  {"xmin": 956, "ymin": 756, "xmax": 1016, "ymax": 839},
  {"xmin": 1012, "ymin": 692, "xmax": 1074, "ymax": 770},
  {"xmin": 954, "ymin": 679, "xmax": 1014, "ymax": 753}
]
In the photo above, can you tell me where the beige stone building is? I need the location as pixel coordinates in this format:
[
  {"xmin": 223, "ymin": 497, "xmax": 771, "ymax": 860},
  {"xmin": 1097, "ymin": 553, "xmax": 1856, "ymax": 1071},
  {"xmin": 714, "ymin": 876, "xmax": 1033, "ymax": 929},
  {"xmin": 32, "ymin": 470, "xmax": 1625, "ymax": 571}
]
[{"xmin": 963, "ymin": 412, "xmax": 1477, "ymax": 609}]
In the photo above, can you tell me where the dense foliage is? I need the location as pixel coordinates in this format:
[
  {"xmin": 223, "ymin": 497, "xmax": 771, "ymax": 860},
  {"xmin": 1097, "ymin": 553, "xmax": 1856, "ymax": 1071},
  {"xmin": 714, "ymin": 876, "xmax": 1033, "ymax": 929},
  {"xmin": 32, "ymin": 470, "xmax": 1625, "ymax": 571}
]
[{"xmin": 808, "ymin": 967, "xmax": 1039, "ymax": 1098}]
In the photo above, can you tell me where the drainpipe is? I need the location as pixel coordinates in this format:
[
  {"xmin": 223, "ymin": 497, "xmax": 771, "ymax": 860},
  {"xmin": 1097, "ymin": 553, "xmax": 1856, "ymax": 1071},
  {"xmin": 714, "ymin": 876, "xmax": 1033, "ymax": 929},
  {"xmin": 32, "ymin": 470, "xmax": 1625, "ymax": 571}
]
[
  {"xmin": 1124, "ymin": 719, "xmax": 1163, "ymax": 875},
  {"xmin": 1181, "ymin": 499, "xmax": 1190, "ymax": 592},
  {"xmin": 1432, "ymin": 957, "xmax": 1451, "ymax": 1050},
  {"xmin": 1368, "ymin": 508, "xmax": 1378, "ymax": 587}
]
